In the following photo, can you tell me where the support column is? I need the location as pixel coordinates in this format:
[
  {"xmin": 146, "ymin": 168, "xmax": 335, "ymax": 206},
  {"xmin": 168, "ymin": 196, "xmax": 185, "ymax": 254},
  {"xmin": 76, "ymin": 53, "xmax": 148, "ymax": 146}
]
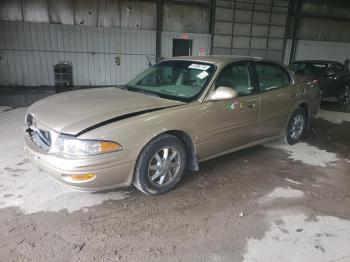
[{"xmin": 156, "ymin": 0, "xmax": 163, "ymax": 62}]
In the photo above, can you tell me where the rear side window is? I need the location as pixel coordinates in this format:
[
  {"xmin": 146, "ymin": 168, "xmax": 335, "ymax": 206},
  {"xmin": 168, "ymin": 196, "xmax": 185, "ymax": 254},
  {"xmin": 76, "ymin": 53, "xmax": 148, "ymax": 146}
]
[
  {"xmin": 334, "ymin": 63, "xmax": 345, "ymax": 73},
  {"xmin": 216, "ymin": 63, "xmax": 253, "ymax": 97},
  {"xmin": 289, "ymin": 62, "xmax": 327, "ymax": 75},
  {"xmin": 255, "ymin": 63, "xmax": 291, "ymax": 92}
]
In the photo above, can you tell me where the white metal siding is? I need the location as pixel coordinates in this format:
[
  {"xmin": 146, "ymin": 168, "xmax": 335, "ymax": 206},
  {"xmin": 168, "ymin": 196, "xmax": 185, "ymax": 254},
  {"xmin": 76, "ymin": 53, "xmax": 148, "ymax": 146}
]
[
  {"xmin": 284, "ymin": 39, "xmax": 350, "ymax": 65},
  {"xmin": 0, "ymin": 21, "xmax": 212, "ymax": 86},
  {"xmin": 0, "ymin": 21, "xmax": 156, "ymax": 86}
]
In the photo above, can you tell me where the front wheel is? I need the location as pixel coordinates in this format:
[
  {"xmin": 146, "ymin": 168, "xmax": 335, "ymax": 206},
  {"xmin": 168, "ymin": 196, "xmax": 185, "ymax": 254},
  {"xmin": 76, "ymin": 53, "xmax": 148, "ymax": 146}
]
[
  {"xmin": 282, "ymin": 107, "xmax": 307, "ymax": 145},
  {"xmin": 133, "ymin": 134, "xmax": 187, "ymax": 195}
]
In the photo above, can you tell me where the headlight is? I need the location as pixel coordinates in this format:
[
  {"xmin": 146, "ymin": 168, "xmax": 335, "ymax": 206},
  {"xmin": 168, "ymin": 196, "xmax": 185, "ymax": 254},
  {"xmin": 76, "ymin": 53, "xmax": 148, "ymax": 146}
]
[{"xmin": 54, "ymin": 136, "xmax": 122, "ymax": 156}]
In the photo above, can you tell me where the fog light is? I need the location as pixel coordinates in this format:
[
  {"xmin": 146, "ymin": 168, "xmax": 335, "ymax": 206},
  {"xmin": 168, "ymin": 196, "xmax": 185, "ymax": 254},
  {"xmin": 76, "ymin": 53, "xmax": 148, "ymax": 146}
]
[{"xmin": 62, "ymin": 173, "xmax": 96, "ymax": 183}]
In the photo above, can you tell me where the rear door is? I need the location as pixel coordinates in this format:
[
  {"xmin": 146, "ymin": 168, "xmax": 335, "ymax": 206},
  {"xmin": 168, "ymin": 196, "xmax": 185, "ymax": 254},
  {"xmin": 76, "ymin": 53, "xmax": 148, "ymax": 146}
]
[
  {"xmin": 322, "ymin": 63, "xmax": 341, "ymax": 98},
  {"xmin": 253, "ymin": 62, "xmax": 298, "ymax": 139},
  {"xmin": 196, "ymin": 62, "xmax": 260, "ymax": 159}
]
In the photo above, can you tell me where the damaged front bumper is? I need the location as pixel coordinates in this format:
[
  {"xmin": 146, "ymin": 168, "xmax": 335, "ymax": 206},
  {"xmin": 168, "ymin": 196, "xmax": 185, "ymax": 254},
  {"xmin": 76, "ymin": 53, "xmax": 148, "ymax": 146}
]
[{"xmin": 24, "ymin": 132, "xmax": 135, "ymax": 192}]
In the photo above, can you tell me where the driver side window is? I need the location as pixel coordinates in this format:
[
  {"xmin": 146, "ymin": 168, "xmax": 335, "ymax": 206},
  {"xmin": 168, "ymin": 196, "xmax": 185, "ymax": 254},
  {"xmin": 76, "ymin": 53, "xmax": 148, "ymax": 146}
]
[{"xmin": 216, "ymin": 64, "xmax": 253, "ymax": 97}]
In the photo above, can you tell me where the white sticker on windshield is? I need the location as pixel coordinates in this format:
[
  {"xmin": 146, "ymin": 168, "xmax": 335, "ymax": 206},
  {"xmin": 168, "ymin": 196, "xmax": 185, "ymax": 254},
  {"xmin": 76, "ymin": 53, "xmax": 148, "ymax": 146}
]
[
  {"xmin": 197, "ymin": 71, "xmax": 209, "ymax": 79},
  {"xmin": 188, "ymin": 64, "xmax": 211, "ymax": 70}
]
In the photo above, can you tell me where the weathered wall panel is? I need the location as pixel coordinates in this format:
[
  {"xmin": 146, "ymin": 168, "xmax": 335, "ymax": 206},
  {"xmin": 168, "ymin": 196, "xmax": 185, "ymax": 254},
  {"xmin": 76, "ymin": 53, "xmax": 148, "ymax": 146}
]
[
  {"xmin": 75, "ymin": 0, "xmax": 98, "ymax": 26},
  {"xmin": 163, "ymin": 4, "xmax": 209, "ymax": 33},
  {"xmin": 0, "ymin": 0, "xmax": 159, "ymax": 31},
  {"xmin": 0, "ymin": 0, "xmax": 22, "ymax": 21},
  {"xmin": 287, "ymin": 0, "xmax": 350, "ymax": 43},
  {"xmin": 22, "ymin": 0, "xmax": 50, "ymax": 23},
  {"xmin": 48, "ymin": 0, "xmax": 74, "ymax": 25},
  {"xmin": 97, "ymin": 0, "xmax": 121, "ymax": 28},
  {"xmin": 0, "ymin": 21, "xmax": 156, "ymax": 86}
]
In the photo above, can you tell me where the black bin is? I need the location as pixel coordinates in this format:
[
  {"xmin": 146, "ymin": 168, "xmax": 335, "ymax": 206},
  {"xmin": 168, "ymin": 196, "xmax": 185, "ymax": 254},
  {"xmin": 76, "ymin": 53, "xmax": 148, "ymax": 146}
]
[{"xmin": 54, "ymin": 62, "xmax": 73, "ymax": 87}]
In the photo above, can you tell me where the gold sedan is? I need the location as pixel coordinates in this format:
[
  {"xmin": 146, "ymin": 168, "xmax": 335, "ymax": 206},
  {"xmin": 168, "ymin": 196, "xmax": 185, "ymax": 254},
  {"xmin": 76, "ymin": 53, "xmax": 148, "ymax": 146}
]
[{"xmin": 24, "ymin": 56, "xmax": 320, "ymax": 195}]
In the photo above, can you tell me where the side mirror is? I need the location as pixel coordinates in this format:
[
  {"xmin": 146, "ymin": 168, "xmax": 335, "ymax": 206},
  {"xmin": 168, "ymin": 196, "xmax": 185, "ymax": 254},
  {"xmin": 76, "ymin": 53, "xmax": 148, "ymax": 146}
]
[{"xmin": 209, "ymin": 86, "xmax": 237, "ymax": 101}]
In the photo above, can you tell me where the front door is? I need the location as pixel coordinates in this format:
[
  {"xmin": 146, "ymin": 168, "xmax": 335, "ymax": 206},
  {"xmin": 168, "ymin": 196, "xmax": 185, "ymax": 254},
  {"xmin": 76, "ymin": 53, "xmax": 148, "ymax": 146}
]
[
  {"xmin": 196, "ymin": 62, "xmax": 260, "ymax": 160},
  {"xmin": 254, "ymin": 62, "xmax": 298, "ymax": 139},
  {"xmin": 173, "ymin": 39, "xmax": 192, "ymax": 57}
]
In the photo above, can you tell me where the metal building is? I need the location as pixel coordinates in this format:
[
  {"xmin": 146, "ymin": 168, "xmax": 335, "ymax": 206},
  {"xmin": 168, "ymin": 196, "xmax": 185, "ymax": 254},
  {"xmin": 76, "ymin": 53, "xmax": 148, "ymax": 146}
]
[{"xmin": 0, "ymin": 0, "xmax": 350, "ymax": 89}]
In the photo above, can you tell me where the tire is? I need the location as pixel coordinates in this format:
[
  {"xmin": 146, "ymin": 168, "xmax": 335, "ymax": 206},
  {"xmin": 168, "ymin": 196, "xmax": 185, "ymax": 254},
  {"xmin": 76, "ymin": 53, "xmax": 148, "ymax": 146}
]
[
  {"xmin": 340, "ymin": 86, "xmax": 350, "ymax": 105},
  {"xmin": 133, "ymin": 134, "xmax": 187, "ymax": 195},
  {"xmin": 282, "ymin": 107, "xmax": 307, "ymax": 145}
]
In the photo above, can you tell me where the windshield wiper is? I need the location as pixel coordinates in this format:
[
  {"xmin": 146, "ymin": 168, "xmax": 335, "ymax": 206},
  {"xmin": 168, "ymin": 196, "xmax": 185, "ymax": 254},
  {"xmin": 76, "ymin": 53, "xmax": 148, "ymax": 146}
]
[{"xmin": 124, "ymin": 85, "xmax": 160, "ymax": 98}]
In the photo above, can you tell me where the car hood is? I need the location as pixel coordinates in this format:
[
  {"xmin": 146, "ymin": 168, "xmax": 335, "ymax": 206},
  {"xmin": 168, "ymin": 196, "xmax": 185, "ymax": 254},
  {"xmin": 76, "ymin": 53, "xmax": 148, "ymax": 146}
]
[{"xmin": 27, "ymin": 87, "xmax": 183, "ymax": 135}]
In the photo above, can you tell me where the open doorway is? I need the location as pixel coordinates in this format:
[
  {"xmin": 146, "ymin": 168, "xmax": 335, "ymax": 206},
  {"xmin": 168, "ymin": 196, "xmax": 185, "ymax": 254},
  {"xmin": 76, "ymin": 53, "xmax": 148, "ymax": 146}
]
[{"xmin": 172, "ymin": 39, "xmax": 193, "ymax": 57}]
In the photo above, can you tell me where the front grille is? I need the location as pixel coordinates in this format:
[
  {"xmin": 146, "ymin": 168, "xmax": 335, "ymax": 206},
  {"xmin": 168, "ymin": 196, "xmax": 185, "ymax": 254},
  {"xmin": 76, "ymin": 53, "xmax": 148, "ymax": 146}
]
[{"xmin": 25, "ymin": 114, "xmax": 51, "ymax": 152}]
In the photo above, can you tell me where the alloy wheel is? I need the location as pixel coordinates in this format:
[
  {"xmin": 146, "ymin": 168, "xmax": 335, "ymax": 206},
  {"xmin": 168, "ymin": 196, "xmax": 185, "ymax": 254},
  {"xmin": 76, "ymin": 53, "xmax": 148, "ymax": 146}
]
[
  {"xmin": 290, "ymin": 113, "xmax": 304, "ymax": 140},
  {"xmin": 148, "ymin": 147, "xmax": 181, "ymax": 187}
]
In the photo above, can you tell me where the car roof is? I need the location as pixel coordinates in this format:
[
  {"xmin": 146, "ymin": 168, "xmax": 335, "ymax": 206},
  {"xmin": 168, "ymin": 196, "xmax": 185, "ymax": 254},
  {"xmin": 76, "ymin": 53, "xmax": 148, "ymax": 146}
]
[{"xmin": 167, "ymin": 55, "xmax": 285, "ymax": 67}]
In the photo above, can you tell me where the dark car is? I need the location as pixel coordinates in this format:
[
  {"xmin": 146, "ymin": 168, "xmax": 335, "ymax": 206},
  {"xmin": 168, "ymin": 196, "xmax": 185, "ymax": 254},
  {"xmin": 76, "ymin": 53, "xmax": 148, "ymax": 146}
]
[{"xmin": 289, "ymin": 60, "xmax": 350, "ymax": 104}]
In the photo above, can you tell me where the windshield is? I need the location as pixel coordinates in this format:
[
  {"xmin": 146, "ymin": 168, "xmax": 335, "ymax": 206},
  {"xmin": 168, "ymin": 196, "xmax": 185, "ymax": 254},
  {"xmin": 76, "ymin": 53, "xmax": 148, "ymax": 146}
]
[
  {"xmin": 126, "ymin": 60, "xmax": 216, "ymax": 102},
  {"xmin": 289, "ymin": 62, "xmax": 327, "ymax": 75}
]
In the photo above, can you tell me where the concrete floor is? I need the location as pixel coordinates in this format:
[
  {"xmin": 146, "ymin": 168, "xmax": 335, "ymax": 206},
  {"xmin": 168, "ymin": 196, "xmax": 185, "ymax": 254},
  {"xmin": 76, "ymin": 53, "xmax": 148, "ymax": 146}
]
[{"xmin": 0, "ymin": 106, "xmax": 350, "ymax": 262}]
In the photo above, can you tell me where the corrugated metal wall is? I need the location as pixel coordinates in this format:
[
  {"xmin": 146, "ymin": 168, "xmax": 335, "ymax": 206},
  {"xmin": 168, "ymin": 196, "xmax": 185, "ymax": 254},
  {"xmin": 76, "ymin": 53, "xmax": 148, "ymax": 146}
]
[
  {"xmin": 297, "ymin": 0, "xmax": 350, "ymax": 43},
  {"xmin": 0, "ymin": 21, "xmax": 156, "ymax": 86},
  {"xmin": 284, "ymin": 39, "xmax": 350, "ymax": 65},
  {"xmin": 0, "ymin": 21, "xmax": 212, "ymax": 86},
  {"xmin": 161, "ymin": 31, "xmax": 211, "ymax": 59},
  {"xmin": 0, "ymin": 0, "xmax": 158, "ymax": 29}
]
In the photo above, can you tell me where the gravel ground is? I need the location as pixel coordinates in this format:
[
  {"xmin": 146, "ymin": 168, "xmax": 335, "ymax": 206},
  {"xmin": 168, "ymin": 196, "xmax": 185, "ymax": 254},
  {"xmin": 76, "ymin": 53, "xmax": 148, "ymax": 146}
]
[{"xmin": 0, "ymin": 107, "xmax": 349, "ymax": 262}]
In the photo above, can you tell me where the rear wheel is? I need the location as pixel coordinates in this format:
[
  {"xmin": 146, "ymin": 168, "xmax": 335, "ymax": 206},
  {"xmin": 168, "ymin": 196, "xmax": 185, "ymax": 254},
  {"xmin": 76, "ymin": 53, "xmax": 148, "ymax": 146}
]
[
  {"xmin": 338, "ymin": 86, "xmax": 350, "ymax": 105},
  {"xmin": 282, "ymin": 107, "xmax": 307, "ymax": 145},
  {"xmin": 133, "ymin": 134, "xmax": 187, "ymax": 195}
]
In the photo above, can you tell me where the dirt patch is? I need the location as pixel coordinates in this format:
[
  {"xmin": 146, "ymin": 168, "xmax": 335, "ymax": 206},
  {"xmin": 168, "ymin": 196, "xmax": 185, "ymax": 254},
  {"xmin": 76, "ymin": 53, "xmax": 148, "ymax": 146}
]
[
  {"xmin": 0, "ymin": 145, "xmax": 349, "ymax": 261},
  {"xmin": 303, "ymin": 118, "xmax": 350, "ymax": 159}
]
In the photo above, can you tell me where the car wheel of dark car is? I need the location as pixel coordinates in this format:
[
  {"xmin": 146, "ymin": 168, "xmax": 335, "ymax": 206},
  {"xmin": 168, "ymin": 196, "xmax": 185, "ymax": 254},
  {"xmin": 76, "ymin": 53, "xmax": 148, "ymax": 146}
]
[
  {"xmin": 282, "ymin": 107, "xmax": 307, "ymax": 145},
  {"xmin": 133, "ymin": 134, "xmax": 187, "ymax": 195},
  {"xmin": 339, "ymin": 86, "xmax": 350, "ymax": 105}
]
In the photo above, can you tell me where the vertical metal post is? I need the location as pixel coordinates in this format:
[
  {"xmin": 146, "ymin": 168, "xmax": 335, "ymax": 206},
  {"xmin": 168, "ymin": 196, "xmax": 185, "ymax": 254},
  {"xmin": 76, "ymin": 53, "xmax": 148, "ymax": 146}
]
[
  {"xmin": 20, "ymin": 0, "xmax": 24, "ymax": 21},
  {"xmin": 289, "ymin": 0, "xmax": 302, "ymax": 63},
  {"xmin": 156, "ymin": 0, "xmax": 163, "ymax": 62},
  {"xmin": 230, "ymin": 0, "xmax": 237, "ymax": 55},
  {"xmin": 266, "ymin": 0, "xmax": 274, "ymax": 58},
  {"xmin": 248, "ymin": 0, "xmax": 257, "ymax": 56},
  {"xmin": 282, "ymin": 0, "xmax": 295, "ymax": 64},
  {"xmin": 209, "ymin": 0, "xmax": 216, "ymax": 55}
]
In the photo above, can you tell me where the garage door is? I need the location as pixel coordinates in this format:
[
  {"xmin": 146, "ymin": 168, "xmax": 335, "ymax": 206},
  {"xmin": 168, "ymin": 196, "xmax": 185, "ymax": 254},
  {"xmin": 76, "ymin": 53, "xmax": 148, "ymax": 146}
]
[{"xmin": 212, "ymin": 0, "xmax": 289, "ymax": 62}]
